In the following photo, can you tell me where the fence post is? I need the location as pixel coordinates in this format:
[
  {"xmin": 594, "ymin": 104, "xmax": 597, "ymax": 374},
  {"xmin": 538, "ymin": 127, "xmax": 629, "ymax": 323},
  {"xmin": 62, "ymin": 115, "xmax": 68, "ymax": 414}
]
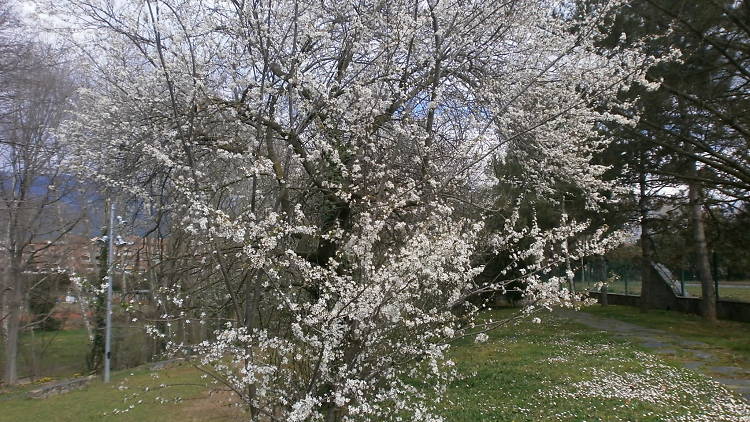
[
  {"xmin": 715, "ymin": 278, "xmax": 720, "ymax": 302},
  {"xmin": 680, "ymin": 279, "xmax": 685, "ymax": 297},
  {"xmin": 625, "ymin": 277, "xmax": 629, "ymax": 295},
  {"xmin": 581, "ymin": 257, "xmax": 586, "ymax": 290},
  {"xmin": 713, "ymin": 251, "xmax": 719, "ymax": 302}
]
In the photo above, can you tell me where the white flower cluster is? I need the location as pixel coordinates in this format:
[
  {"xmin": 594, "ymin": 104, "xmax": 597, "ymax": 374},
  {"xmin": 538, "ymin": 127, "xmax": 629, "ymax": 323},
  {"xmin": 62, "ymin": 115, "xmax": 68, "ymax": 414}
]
[{"xmin": 38, "ymin": 0, "xmax": 662, "ymax": 419}]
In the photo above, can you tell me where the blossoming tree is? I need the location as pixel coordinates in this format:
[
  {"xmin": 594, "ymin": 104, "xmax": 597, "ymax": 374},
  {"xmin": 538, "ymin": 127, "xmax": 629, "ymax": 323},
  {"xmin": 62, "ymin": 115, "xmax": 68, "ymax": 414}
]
[{"xmin": 38, "ymin": 0, "xmax": 657, "ymax": 419}]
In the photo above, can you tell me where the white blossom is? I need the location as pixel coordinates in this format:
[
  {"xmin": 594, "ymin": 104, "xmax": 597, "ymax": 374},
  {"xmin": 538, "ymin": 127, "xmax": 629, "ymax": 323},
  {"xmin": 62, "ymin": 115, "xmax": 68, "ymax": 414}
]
[{"xmin": 37, "ymin": 0, "xmax": 661, "ymax": 419}]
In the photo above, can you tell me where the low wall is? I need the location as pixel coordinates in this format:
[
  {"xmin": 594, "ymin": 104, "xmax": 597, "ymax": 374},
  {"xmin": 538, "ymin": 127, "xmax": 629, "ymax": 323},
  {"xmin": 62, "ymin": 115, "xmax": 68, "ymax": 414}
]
[
  {"xmin": 589, "ymin": 292, "xmax": 750, "ymax": 323},
  {"xmin": 28, "ymin": 376, "xmax": 96, "ymax": 399}
]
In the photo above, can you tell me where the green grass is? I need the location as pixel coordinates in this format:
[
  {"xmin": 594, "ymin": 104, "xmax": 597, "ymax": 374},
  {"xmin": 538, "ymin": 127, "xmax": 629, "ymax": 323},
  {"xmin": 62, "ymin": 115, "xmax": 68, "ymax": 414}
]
[
  {"xmin": 1, "ymin": 322, "xmax": 155, "ymax": 382},
  {"xmin": 684, "ymin": 285, "xmax": 750, "ymax": 302},
  {"xmin": 1, "ymin": 310, "xmax": 747, "ymax": 421},
  {"xmin": 0, "ymin": 364, "xmax": 240, "ymax": 422},
  {"xmin": 440, "ymin": 309, "xmax": 748, "ymax": 421},
  {"xmin": 585, "ymin": 305, "xmax": 750, "ymax": 362},
  {"xmin": 0, "ymin": 329, "xmax": 89, "ymax": 381}
]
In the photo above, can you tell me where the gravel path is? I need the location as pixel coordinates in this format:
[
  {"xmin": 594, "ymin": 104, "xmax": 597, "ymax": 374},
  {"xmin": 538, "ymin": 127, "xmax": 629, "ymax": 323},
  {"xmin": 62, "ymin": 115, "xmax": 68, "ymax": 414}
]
[{"xmin": 558, "ymin": 309, "xmax": 750, "ymax": 401}]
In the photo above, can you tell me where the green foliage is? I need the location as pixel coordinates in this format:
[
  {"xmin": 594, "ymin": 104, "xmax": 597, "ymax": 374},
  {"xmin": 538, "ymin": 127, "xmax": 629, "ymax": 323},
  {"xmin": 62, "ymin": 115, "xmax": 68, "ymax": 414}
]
[
  {"xmin": 591, "ymin": 0, "xmax": 750, "ymax": 195},
  {"xmin": 27, "ymin": 273, "xmax": 70, "ymax": 332},
  {"xmin": 478, "ymin": 150, "xmax": 630, "ymax": 302},
  {"xmin": 28, "ymin": 293, "xmax": 61, "ymax": 332},
  {"xmin": 627, "ymin": 203, "xmax": 750, "ymax": 281},
  {"xmin": 582, "ymin": 0, "xmax": 750, "ymax": 306},
  {"xmin": 706, "ymin": 205, "xmax": 750, "ymax": 281}
]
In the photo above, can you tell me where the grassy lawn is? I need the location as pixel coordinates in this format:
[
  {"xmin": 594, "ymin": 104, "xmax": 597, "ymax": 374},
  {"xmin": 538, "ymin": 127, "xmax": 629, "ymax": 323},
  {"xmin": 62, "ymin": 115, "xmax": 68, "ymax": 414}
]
[
  {"xmin": 684, "ymin": 285, "xmax": 750, "ymax": 303},
  {"xmin": 0, "ymin": 328, "xmax": 89, "ymax": 381},
  {"xmin": 585, "ymin": 305, "xmax": 750, "ymax": 362},
  {"xmin": 1, "ymin": 309, "xmax": 747, "ymax": 421},
  {"xmin": 0, "ymin": 363, "xmax": 243, "ymax": 422},
  {"xmin": 441, "ymin": 309, "xmax": 748, "ymax": 421}
]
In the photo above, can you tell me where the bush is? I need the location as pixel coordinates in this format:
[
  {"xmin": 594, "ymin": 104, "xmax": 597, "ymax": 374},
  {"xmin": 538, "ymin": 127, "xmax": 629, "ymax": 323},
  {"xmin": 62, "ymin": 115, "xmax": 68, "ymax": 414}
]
[{"xmin": 27, "ymin": 273, "xmax": 70, "ymax": 331}]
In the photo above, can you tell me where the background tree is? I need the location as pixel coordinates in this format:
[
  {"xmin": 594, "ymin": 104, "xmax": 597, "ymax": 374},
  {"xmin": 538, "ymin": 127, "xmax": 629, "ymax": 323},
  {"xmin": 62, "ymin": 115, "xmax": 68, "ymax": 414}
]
[
  {"xmin": 0, "ymin": 2, "xmax": 79, "ymax": 384},
  {"xmin": 478, "ymin": 147, "xmax": 631, "ymax": 303},
  {"xmin": 591, "ymin": 0, "xmax": 750, "ymax": 320}
]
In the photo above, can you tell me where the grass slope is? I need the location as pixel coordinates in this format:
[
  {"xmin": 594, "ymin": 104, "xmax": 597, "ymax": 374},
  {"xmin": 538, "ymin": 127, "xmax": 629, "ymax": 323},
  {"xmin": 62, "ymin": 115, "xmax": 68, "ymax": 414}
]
[
  {"xmin": 586, "ymin": 305, "xmax": 750, "ymax": 360},
  {"xmin": 0, "ymin": 364, "xmax": 242, "ymax": 422},
  {"xmin": 0, "ymin": 329, "xmax": 89, "ymax": 381},
  {"xmin": 1, "ymin": 309, "xmax": 748, "ymax": 421}
]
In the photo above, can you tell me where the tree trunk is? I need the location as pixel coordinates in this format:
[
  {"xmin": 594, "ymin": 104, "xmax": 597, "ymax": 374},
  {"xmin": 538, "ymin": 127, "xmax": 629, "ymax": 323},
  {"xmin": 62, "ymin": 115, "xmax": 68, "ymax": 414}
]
[
  {"xmin": 688, "ymin": 162, "xmax": 717, "ymax": 322},
  {"xmin": 0, "ymin": 269, "xmax": 7, "ymax": 350},
  {"xmin": 3, "ymin": 256, "xmax": 21, "ymax": 385},
  {"xmin": 87, "ymin": 225, "xmax": 109, "ymax": 373}
]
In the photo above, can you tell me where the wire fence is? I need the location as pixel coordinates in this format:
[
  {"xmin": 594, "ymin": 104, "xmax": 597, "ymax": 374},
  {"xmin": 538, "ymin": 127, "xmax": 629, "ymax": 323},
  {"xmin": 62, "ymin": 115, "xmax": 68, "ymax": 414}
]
[{"xmin": 575, "ymin": 264, "xmax": 750, "ymax": 303}]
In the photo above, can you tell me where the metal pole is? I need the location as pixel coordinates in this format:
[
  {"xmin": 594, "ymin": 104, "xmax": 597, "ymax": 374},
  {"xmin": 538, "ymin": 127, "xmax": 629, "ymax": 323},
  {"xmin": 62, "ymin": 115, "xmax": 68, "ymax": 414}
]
[{"xmin": 104, "ymin": 200, "xmax": 115, "ymax": 383}]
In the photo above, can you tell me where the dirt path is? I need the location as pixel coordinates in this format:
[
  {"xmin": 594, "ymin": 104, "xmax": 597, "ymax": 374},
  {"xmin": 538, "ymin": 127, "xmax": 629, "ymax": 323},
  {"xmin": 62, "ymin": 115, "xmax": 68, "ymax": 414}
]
[{"xmin": 558, "ymin": 309, "xmax": 750, "ymax": 401}]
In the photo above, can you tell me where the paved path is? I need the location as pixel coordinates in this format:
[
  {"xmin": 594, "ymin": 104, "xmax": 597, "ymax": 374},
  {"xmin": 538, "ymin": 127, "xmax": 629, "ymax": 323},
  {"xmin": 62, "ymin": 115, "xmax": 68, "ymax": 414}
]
[{"xmin": 558, "ymin": 309, "xmax": 750, "ymax": 401}]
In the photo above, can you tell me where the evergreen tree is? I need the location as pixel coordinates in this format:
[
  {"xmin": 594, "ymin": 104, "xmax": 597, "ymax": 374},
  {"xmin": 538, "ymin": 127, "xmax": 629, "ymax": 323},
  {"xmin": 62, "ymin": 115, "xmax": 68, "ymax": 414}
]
[{"xmin": 591, "ymin": 0, "xmax": 750, "ymax": 320}]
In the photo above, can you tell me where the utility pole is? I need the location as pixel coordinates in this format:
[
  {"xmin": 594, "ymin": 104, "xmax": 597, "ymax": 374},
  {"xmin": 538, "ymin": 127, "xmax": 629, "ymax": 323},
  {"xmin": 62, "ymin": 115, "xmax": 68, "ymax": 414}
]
[{"xmin": 104, "ymin": 200, "xmax": 115, "ymax": 383}]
